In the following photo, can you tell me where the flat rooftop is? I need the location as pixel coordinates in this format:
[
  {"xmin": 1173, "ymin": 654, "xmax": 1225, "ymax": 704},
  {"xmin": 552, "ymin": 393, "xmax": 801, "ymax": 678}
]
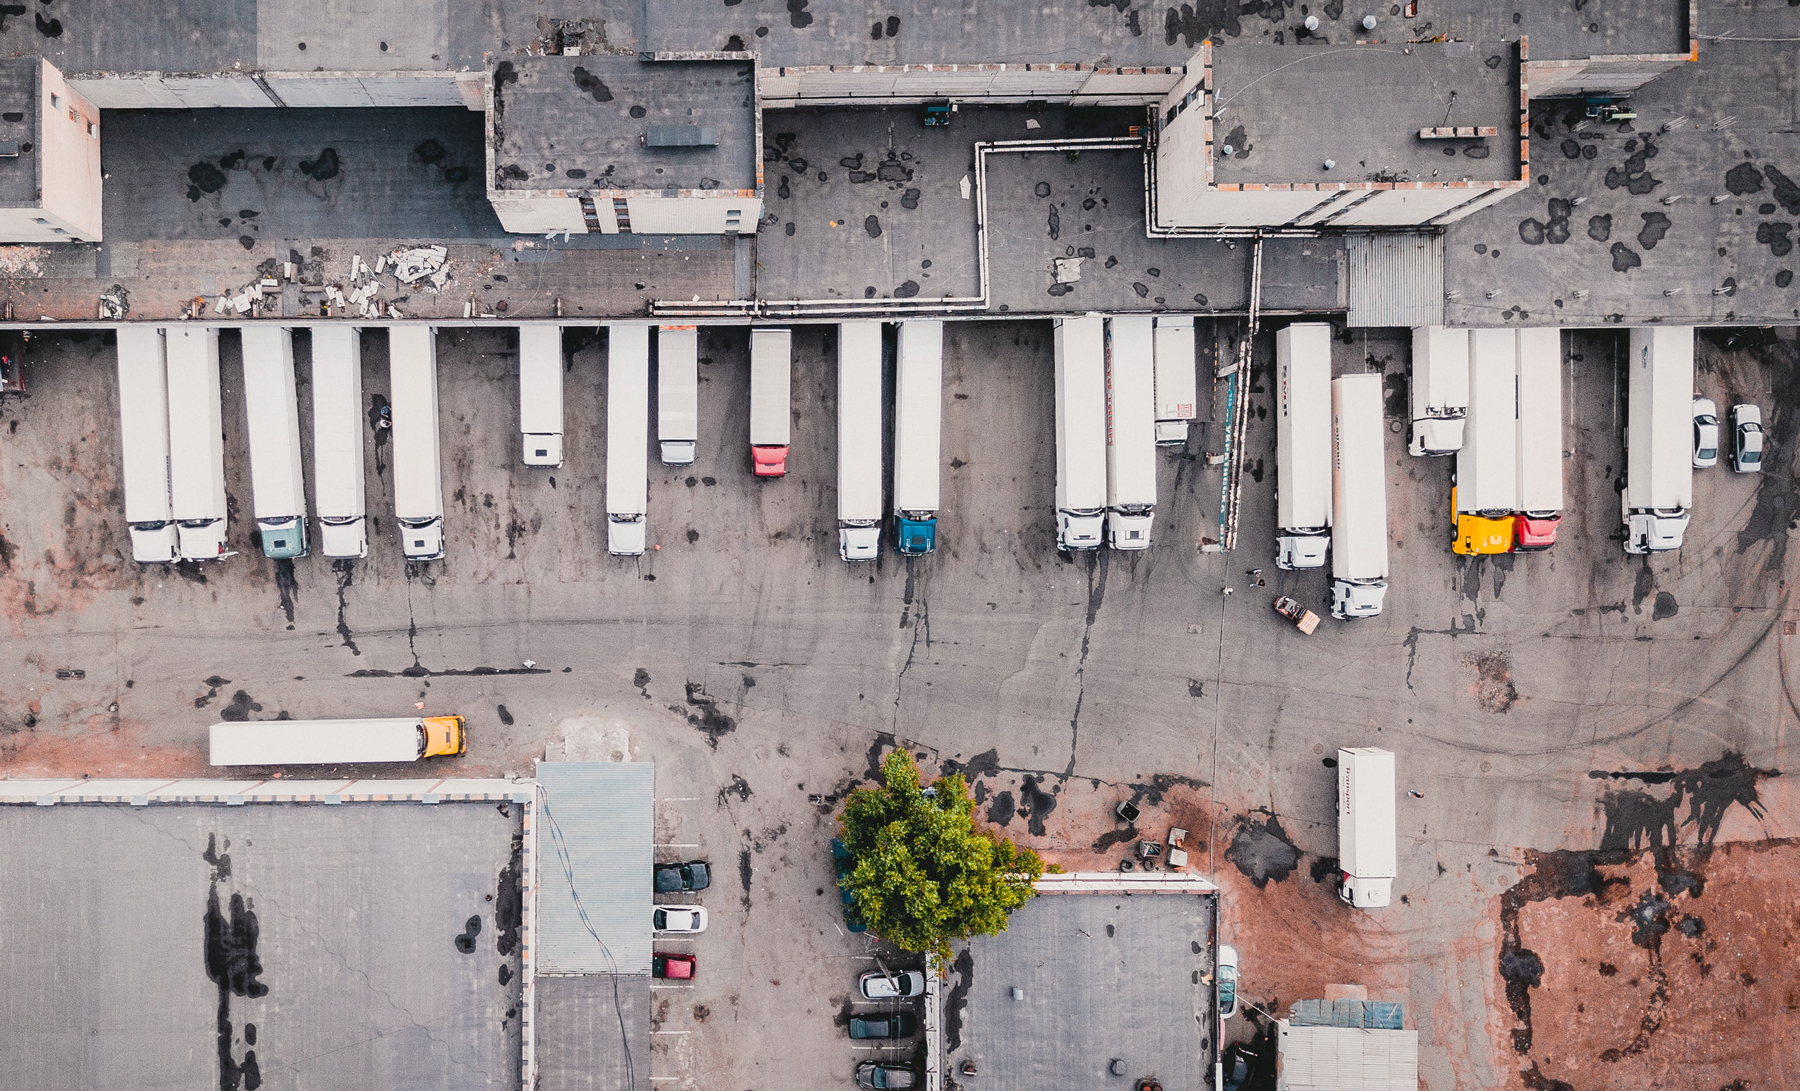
[
  {"xmin": 1210, "ymin": 41, "xmax": 1520, "ymax": 186},
  {"xmin": 0, "ymin": 799, "xmax": 525, "ymax": 1091},
  {"xmin": 947, "ymin": 884, "xmax": 1218, "ymax": 1091},
  {"xmin": 0, "ymin": 59, "xmax": 39, "ymax": 207},
  {"xmin": 492, "ymin": 57, "xmax": 757, "ymax": 194}
]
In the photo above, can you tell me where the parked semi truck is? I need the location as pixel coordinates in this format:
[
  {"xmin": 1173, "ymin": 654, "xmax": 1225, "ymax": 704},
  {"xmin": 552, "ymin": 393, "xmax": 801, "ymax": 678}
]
[
  {"xmin": 1153, "ymin": 315, "xmax": 1197, "ymax": 445},
  {"xmin": 893, "ymin": 320, "xmax": 943, "ymax": 555},
  {"xmin": 240, "ymin": 327, "xmax": 309, "ymax": 560},
  {"xmin": 1623, "ymin": 326, "xmax": 1694, "ymax": 554},
  {"xmin": 115, "ymin": 327, "xmax": 178, "ymax": 564},
  {"xmin": 518, "ymin": 324, "xmax": 564, "ymax": 467},
  {"xmin": 389, "ymin": 326, "xmax": 446, "ymax": 561},
  {"xmin": 1105, "ymin": 316, "xmax": 1157, "ymax": 549},
  {"xmin": 1514, "ymin": 328, "xmax": 1564, "ymax": 551},
  {"xmin": 1409, "ymin": 325, "xmax": 1469, "ymax": 456},
  {"xmin": 1336, "ymin": 747, "xmax": 1397, "ymax": 909},
  {"xmin": 1054, "ymin": 314, "xmax": 1107, "ymax": 550},
  {"xmin": 750, "ymin": 328, "xmax": 792, "ymax": 477},
  {"xmin": 608, "ymin": 323, "xmax": 651, "ymax": 555},
  {"xmin": 838, "ymin": 320, "xmax": 885, "ymax": 561},
  {"xmin": 1330, "ymin": 375, "xmax": 1389, "ymax": 619},
  {"xmin": 165, "ymin": 326, "xmax": 229, "ymax": 561},
  {"xmin": 658, "ymin": 324, "xmax": 698, "ymax": 465},
  {"xmin": 1276, "ymin": 324, "xmax": 1333, "ymax": 570},
  {"xmin": 209, "ymin": 715, "xmax": 467, "ymax": 766},
  {"xmin": 310, "ymin": 326, "xmax": 368, "ymax": 558},
  {"xmin": 1453, "ymin": 329, "xmax": 1519, "ymax": 556}
]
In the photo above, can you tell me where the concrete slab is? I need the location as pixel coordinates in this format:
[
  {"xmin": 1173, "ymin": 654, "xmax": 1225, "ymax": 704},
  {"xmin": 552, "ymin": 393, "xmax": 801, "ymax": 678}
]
[{"xmin": 534, "ymin": 974, "xmax": 651, "ymax": 1091}]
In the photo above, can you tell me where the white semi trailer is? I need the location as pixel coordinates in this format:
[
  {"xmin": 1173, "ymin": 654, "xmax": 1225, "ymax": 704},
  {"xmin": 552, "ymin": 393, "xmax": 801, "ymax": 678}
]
[
  {"xmin": 389, "ymin": 326, "xmax": 446, "ymax": 561},
  {"xmin": 1513, "ymin": 328, "xmax": 1564, "ymax": 551},
  {"xmin": 893, "ymin": 320, "xmax": 943, "ymax": 556},
  {"xmin": 1336, "ymin": 747, "xmax": 1397, "ymax": 910},
  {"xmin": 1623, "ymin": 326, "xmax": 1694, "ymax": 554},
  {"xmin": 1409, "ymin": 325, "xmax": 1469, "ymax": 456},
  {"xmin": 657, "ymin": 324, "xmax": 698, "ymax": 465},
  {"xmin": 1453, "ymin": 328, "xmax": 1520, "ymax": 556},
  {"xmin": 750, "ymin": 328, "xmax": 792, "ymax": 477},
  {"xmin": 165, "ymin": 326, "xmax": 229, "ymax": 561},
  {"xmin": 1330, "ymin": 374, "xmax": 1389, "ymax": 620},
  {"xmin": 1104, "ymin": 316, "xmax": 1157, "ymax": 550},
  {"xmin": 241, "ymin": 326, "xmax": 309, "ymax": 560},
  {"xmin": 115, "ymin": 327, "xmax": 178, "ymax": 563},
  {"xmin": 1276, "ymin": 324, "xmax": 1333, "ymax": 570},
  {"xmin": 1152, "ymin": 315, "xmax": 1197, "ymax": 446},
  {"xmin": 837, "ymin": 320, "xmax": 885, "ymax": 561},
  {"xmin": 1054, "ymin": 314, "xmax": 1107, "ymax": 551},
  {"xmin": 607, "ymin": 323, "xmax": 651, "ymax": 555},
  {"xmin": 518, "ymin": 325, "xmax": 564, "ymax": 467},
  {"xmin": 310, "ymin": 326, "xmax": 368, "ymax": 558},
  {"xmin": 210, "ymin": 715, "xmax": 467, "ymax": 766}
]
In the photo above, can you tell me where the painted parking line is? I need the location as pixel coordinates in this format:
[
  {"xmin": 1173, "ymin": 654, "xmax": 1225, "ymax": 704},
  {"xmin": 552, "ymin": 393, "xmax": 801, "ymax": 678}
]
[{"xmin": 650, "ymin": 983, "xmax": 696, "ymax": 990}]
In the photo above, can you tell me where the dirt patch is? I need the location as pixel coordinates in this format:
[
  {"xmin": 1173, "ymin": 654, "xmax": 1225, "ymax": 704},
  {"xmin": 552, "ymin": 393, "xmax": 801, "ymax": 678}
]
[
  {"xmin": 1224, "ymin": 812, "xmax": 1301, "ymax": 887},
  {"xmin": 1463, "ymin": 649, "xmax": 1519, "ymax": 712}
]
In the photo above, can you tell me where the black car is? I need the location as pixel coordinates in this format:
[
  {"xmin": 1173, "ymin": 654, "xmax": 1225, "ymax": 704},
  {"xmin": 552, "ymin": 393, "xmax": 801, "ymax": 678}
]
[
  {"xmin": 848, "ymin": 1012, "xmax": 918, "ymax": 1040},
  {"xmin": 654, "ymin": 860, "xmax": 711, "ymax": 893}
]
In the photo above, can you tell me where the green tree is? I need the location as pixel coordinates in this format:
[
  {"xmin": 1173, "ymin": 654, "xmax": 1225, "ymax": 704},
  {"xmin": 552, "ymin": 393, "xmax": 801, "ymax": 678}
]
[{"xmin": 838, "ymin": 750, "xmax": 1045, "ymax": 960}]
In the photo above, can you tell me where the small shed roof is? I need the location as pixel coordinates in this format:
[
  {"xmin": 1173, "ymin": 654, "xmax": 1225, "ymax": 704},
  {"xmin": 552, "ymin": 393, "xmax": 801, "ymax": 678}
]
[
  {"xmin": 535, "ymin": 761, "xmax": 655, "ymax": 974},
  {"xmin": 1278, "ymin": 1023, "xmax": 1420, "ymax": 1091}
]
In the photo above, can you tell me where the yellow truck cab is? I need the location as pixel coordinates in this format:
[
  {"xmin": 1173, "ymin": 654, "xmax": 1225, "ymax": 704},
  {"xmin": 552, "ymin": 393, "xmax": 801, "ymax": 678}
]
[
  {"xmin": 424, "ymin": 715, "xmax": 467, "ymax": 757},
  {"xmin": 1451, "ymin": 485, "xmax": 1514, "ymax": 555}
]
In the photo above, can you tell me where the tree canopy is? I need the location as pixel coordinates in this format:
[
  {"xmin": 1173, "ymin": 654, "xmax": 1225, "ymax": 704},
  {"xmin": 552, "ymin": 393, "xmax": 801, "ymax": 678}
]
[{"xmin": 837, "ymin": 750, "xmax": 1045, "ymax": 960}]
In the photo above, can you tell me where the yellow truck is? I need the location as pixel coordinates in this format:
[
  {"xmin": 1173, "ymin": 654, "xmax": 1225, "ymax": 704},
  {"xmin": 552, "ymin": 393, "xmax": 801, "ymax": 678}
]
[{"xmin": 209, "ymin": 716, "xmax": 466, "ymax": 766}]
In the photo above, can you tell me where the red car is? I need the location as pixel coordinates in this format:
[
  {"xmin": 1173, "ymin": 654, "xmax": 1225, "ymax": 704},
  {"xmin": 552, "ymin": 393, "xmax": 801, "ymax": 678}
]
[{"xmin": 653, "ymin": 952, "xmax": 696, "ymax": 980}]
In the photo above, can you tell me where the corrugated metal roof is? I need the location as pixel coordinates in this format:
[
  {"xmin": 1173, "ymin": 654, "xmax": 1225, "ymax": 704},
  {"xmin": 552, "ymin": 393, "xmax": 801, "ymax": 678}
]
[
  {"xmin": 1346, "ymin": 232, "xmax": 1443, "ymax": 329},
  {"xmin": 1289, "ymin": 999, "xmax": 1405, "ymax": 1029},
  {"xmin": 535, "ymin": 762, "xmax": 654, "ymax": 974},
  {"xmin": 1278, "ymin": 1024, "xmax": 1420, "ymax": 1091}
]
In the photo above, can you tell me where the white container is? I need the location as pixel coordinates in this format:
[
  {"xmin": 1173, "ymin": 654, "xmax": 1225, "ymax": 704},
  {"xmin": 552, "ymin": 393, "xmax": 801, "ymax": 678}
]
[
  {"xmin": 1623, "ymin": 327, "xmax": 1694, "ymax": 553},
  {"xmin": 607, "ymin": 323, "xmax": 651, "ymax": 556},
  {"xmin": 310, "ymin": 326, "xmax": 368, "ymax": 558},
  {"xmin": 1275, "ymin": 324, "xmax": 1332, "ymax": 570},
  {"xmin": 241, "ymin": 327, "xmax": 309, "ymax": 560},
  {"xmin": 1054, "ymin": 314, "xmax": 1107, "ymax": 550},
  {"xmin": 165, "ymin": 326, "xmax": 228, "ymax": 561},
  {"xmin": 750, "ymin": 328, "xmax": 792, "ymax": 476},
  {"xmin": 837, "ymin": 320, "xmax": 885, "ymax": 561},
  {"xmin": 209, "ymin": 716, "xmax": 466, "ymax": 766},
  {"xmin": 1336, "ymin": 747, "xmax": 1397, "ymax": 909},
  {"xmin": 1104, "ymin": 316, "xmax": 1157, "ymax": 550},
  {"xmin": 1330, "ymin": 375, "xmax": 1389, "ymax": 620},
  {"xmin": 1152, "ymin": 315, "xmax": 1197, "ymax": 446},
  {"xmin": 1514, "ymin": 328, "xmax": 1564, "ymax": 548},
  {"xmin": 115, "ymin": 327, "xmax": 178, "ymax": 564},
  {"xmin": 892, "ymin": 320, "xmax": 943, "ymax": 555},
  {"xmin": 518, "ymin": 325, "xmax": 564, "ymax": 468},
  {"xmin": 1409, "ymin": 325, "xmax": 1469, "ymax": 456},
  {"xmin": 657, "ymin": 324, "xmax": 698, "ymax": 465},
  {"xmin": 1457, "ymin": 329, "xmax": 1520, "ymax": 517},
  {"xmin": 388, "ymin": 326, "xmax": 445, "ymax": 561}
]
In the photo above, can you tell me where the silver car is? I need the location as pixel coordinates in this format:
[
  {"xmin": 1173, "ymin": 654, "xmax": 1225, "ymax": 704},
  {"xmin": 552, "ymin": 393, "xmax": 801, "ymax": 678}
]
[
  {"xmin": 1692, "ymin": 397, "xmax": 1719, "ymax": 468},
  {"xmin": 1732, "ymin": 404, "xmax": 1764, "ymax": 473}
]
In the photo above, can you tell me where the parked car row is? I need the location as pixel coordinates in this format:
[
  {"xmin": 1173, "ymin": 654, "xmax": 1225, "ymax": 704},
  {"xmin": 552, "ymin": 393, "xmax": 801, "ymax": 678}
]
[
  {"xmin": 1693, "ymin": 397, "xmax": 1764, "ymax": 473},
  {"xmin": 652, "ymin": 859, "xmax": 711, "ymax": 980}
]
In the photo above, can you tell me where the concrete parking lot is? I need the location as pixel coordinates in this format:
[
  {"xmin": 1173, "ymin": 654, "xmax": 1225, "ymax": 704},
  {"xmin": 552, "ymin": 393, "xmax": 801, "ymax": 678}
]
[{"xmin": 0, "ymin": 321, "xmax": 1795, "ymax": 1090}]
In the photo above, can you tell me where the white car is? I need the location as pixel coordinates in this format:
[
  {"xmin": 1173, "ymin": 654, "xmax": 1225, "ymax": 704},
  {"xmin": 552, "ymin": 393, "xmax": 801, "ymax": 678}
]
[
  {"xmin": 858, "ymin": 969, "xmax": 926, "ymax": 1000},
  {"xmin": 1732, "ymin": 404, "xmax": 1764, "ymax": 473},
  {"xmin": 1217, "ymin": 943, "xmax": 1240, "ymax": 1019},
  {"xmin": 1692, "ymin": 397, "xmax": 1719, "ymax": 468},
  {"xmin": 653, "ymin": 906, "xmax": 709, "ymax": 934}
]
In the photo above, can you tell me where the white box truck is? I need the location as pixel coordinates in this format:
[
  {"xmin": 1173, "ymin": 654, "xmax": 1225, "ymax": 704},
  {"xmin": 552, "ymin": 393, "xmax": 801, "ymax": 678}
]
[
  {"xmin": 658, "ymin": 324, "xmax": 699, "ymax": 465},
  {"xmin": 389, "ymin": 326, "xmax": 446, "ymax": 561},
  {"xmin": 893, "ymin": 320, "xmax": 943, "ymax": 555},
  {"xmin": 1105, "ymin": 316, "xmax": 1157, "ymax": 550},
  {"xmin": 1514, "ymin": 328, "xmax": 1564, "ymax": 552},
  {"xmin": 1153, "ymin": 315, "xmax": 1197, "ymax": 446},
  {"xmin": 1276, "ymin": 324, "xmax": 1333, "ymax": 570},
  {"xmin": 750, "ymin": 328, "xmax": 792, "ymax": 477},
  {"xmin": 209, "ymin": 715, "xmax": 467, "ymax": 766},
  {"xmin": 1409, "ymin": 325, "xmax": 1469, "ymax": 456},
  {"xmin": 115, "ymin": 327, "xmax": 178, "ymax": 564},
  {"xmin": 1453, "ymin": 328, "xmax": 1521, "ymax": 556},
  {"xmin": 1330, "ymin": 375, "xmax": 1389, "ymax": 620},
  {"xmin": 310, "ymin": 326, "xmax": 368, "ymax": 558},
  {"xmin": 518, "ymin": 325, "xmax": 564, "ymax": 467},
  {"xmin": 608, "ymin": 323, "xmax": 651, "ymax": 555},
  {"xmin": 165, "ymin": 326, "xmax": 229, "ymax": 561},
  {"xmin": 1336, "ymin": 747, "xmax": 1397, "ymax": 909},
  {"xmin": 1054, "ymin": 314, "xmax": 1107, "ymax": 550},
  {"xmin": 1623, "ymin": 326, "xmax": 1694, "ymax": 554},
  {"xmin": 240, "ymin": 326, "xmax": 308, "ymax": 560},
  {"xmin": 838, "ymin": 320, "xmax": 885, "ymax": 561}
]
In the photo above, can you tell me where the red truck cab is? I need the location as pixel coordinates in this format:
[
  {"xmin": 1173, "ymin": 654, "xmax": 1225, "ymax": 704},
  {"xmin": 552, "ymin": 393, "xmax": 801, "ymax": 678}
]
[{"xmin": 1514, "ymin": 513, "xmax": 1560, "ymax": 551}]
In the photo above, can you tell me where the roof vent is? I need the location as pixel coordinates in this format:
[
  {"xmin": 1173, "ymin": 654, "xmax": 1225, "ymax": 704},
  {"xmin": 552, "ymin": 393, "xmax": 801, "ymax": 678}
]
[
  {"xmin": 645, "ymin": 125, "xmax": 718, "ymax": 148},
  {"xmin": 0, "ymin": 141, "xmax": 18, "ymax": 158}
]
